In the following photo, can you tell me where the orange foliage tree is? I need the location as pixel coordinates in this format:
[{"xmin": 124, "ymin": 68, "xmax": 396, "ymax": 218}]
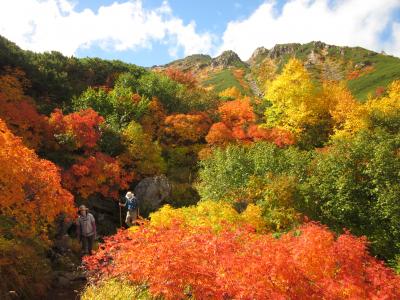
[
  {"xmin": 0, "ymin": 119, "xmax": 75, "ymax": 238},
  {"xmin": 139, "ymin": 97, "xmax": 166, "ymax": 139},
  {"xmin": 0, "ymin": 69, "xmax": 50, "ymax": 150},
  {"xmin": 62, "ymin": 152, "xmax": 133, "ymax": 199},
  {"xmin": 206, "ymin": 97, "xmax": 294, "ymax": 147},
  {"xmin": 164, "ymin": 68, "xmax": 197, "ymax": 89},
  {"xmin": 49, "ymin": 108, "xmax": 105, "ymax": 151},
  {"xmin": 162, "ymin": 112, "xmax": 212, "ymax": 144},
  {"xmin": 247, "ymin": 125, "xmax": 296, "ymax": 147},
  {"xmin": 204, "ymin": 122, "xmax": 235, "ymax": 145},
  {"xmin": 85, "ymin": 222, "xmax": 400, "ymax": 299},
  {"xmin": 218, "ymin": 96, "xmax": 255, "ymax": 127}
]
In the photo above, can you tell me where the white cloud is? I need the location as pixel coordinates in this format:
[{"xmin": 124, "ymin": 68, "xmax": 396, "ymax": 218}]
[
  {"xmin": 219, "ymin": 0, "xmax": 400, "ymax": 60},
  {"xmin": 387, "ymin": 21, "xmax": 400, "ymax": 57},
  {"xmin": 0, "ymin": 0, "xmax": 215, "ymax": 57}
]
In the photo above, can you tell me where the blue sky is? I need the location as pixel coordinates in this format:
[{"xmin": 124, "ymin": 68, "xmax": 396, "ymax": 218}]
[
  {"xmin": 1, "ymin": 0, "xmax": 400, "ymax": 66},
  {"xmin": 74, "ymin": 0, "xmax": 267, "ymax": 66}
]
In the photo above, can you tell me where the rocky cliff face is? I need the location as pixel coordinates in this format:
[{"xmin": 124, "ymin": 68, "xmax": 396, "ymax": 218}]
[
  {"xmin": 211, "ymin": 50, "xmax": 247, "ymax": 68},
  {"xmin": 158, "ymin": 54, "xmax": 212, "ymax": 72},
  {"xmin": 247, "ymin": 41, "xmax": 344, "ymax": 67},
  {"xmin": 268, "ymin": 43, "xmax": 301, "ymax": 60},
  {"xmin": 247, "ymin": 46, "xmax": 269, "ymax": 65},
  {"xmin": 160, "ymin": 50, "xmax": 247, "ymax": 72}
]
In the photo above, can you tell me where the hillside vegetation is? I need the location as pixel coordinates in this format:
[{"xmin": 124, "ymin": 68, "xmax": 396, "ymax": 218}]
[
  {"xmin": 0, "ymin": 35, "xmax": 400, "ymax": 299},
  {"xmin": 160, "ymin": 40, "xmax": 400, "ymax": 101}
]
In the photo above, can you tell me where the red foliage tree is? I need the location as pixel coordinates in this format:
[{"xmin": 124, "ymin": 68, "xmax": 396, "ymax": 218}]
[
  {"xmin": 164, "ymin": 68, "xmax": 197, "ymax": 89},
  {"xmin": 206, "ymin": 98, "xmax": 294, "ymax": 147},
  {"xmin": 0, "ymin": 70, "xmax": 50, "ymax": 150},
  {"xmin": 49, "ymin": 108, "xmax": 104, "ymax": 150},
  {"xmin": 85, "ymin": 222, "xmax": 400, "ymax": 299},
  {"xmin": 0, "ymin": 118, "xmax": 75, "ymax": 238},
  {"xmin": 375, "ymin": 86, "xmax": 386, "ymax": 97},
  {"xmin": 62, "ymin": 152, "xmax": 133, "ymax": 199},
  {"xmin": 247, "ymin": 125, "xmax": 295, "ymax": 147}
]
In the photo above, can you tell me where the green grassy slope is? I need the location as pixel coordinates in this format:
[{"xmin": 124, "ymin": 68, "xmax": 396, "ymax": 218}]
[
  {"xmin": 202, "ymin": 69, "xmax": 250, "ymax": 95},
  {"xmin": 347, "ymin": 55, "xmax": 400, "ymax": 101}
]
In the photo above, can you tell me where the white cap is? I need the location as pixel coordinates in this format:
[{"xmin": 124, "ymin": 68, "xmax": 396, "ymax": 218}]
[{"xmin": 126, "ymin": 191, "xmax": 134, "ymax": 200}]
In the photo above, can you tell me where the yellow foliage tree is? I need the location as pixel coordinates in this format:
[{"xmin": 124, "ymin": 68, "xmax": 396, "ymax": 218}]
[
  {"xmin": 319, "ymin": 81, "xmax": 359, "ymax": 130},
  {"xmin": 219, "ymin": 86, "xmax": 242, "ymax": 100},
  {"xmin": 149, "ymin": 200, "xmax": 266, "ymax": 233},
  {"xmin": 264, "ymin": 58, "xmax": 316, "ymax": 133},
  {"xmin": 333, "ymin": 80, "xmax": 400, "ymax": 138}
]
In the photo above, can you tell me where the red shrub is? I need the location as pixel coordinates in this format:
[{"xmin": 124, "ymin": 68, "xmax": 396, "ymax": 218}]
[
  {"xmin": 84, "ymin": 222, "xmax": 400, "ymax": 300},
  {"xmin": 49, "ymin": 108, "xmax": 104, "ymax": 150},
  {"xmin": 62, "ymin": 152, "xmax": 133, "ymax": 199}
]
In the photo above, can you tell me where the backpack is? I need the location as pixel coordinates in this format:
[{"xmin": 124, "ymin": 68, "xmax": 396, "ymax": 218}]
[{"xmin": 127, "ymin": 197, "xmax": 138, "ymax": 210}]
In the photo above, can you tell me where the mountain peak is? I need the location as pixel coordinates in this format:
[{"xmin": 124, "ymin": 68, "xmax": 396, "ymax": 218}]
[
  {"xmin": 163, "ymin": 54, "xmax": 212, "ymax": 72},
  {"xmin": 211, "ymin": 50, "xmax": 246, "ymax": 68},
  {"xmin": 247, "ymin": 47, "xmax": 269, "ymax": 65}
]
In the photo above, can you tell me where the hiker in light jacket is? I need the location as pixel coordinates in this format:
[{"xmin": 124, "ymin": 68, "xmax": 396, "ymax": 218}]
[
  {"xmin": 76, "ymin": 205, "xmax": 96, "ymax": 255},
  {"xmin": 119, "ymin": 191, "xmax": 138, "ymax": 227}
]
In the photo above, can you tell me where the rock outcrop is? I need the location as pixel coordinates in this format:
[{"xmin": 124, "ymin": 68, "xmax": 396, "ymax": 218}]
[
  {"xmin": 162, "ymin": 54, "xmax": 212, "ymax": 72},
  {"xmin": 135, "ymin": 175, "xmax": 171, "ymax": 217},
  {"xmin": 247, "ymin": 46, "xmax": 269, "ymax": 65},
  {"xmin": 211, "ymin": 50, "xmax": 246, "ymax": 68},
  {"xmin": 268, "ymin": 43, "xmax": 301, "ymax": 59}
]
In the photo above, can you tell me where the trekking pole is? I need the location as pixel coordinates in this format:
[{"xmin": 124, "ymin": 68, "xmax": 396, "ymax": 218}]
[
  {"xmin": 119, "ymin": 202, "xmax": 122, "ymax": 228},
  {"xmin": 136, "ymin": 206, "xmax": 140, "ymax": 225}
]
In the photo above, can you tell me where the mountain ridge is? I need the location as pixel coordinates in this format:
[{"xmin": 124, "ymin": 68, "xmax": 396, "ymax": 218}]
[
  {"xmin": 155, "ymin": 40, "xmax": 400, "ymax": 100},
  {"xmin": 1, "ymin": 34, "xmax": 400, "ymax": 101}
]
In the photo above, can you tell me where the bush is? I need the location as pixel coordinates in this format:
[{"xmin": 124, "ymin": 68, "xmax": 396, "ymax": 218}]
[
  {"xmin": 245, "ymin": 175, "xmax": 302, "ymax": 231},
  {"xmin": 81, "ymin": 279, "xmax": 152, "ymax": 300},
  {"xmin": 197, "ymin": 142, "xmax": 311, "ymax": 203},
  {"xmin": 389, "ymin": 255, "xmax": 400, "ymax": 275},
  {"xmin": 84, "ymin": 222, "xmax": 400, "ymax": 299},
  {"xmin": 0, "ymin": 216, "xmax": 52, "ymax": 300},
  {"xmin": 149, "ymin": 200, "xmax": 266, "ymax": 233},
  {"xmin": 73, "ymin": 79, "xmax": 150, "ymax": 129},
  {"xmin": 301, "ymin": 130, "xmax": 400, "ymax": 259}
]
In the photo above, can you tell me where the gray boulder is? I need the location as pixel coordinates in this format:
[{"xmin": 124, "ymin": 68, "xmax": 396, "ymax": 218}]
[{"xmin": 135, "ymin": 175, "xmax": 171, "ymax": 217}]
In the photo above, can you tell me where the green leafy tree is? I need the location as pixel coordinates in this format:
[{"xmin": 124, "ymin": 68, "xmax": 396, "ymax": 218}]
[
  {"xmin": 118, "ymin": 121, "xmax": 166, "ymax": 177},
  {"xmin": 301, "ymin": 130, "xmax": 400, "ymax": 259},
  {"xmin": 137, "ymin": 72, "xmax": 183, "ymax": 113},
  {"xmin": 73, "ymin": 74, "xmax": 150, "ymax": 128},
  {"xmin": 197, "ymin": 142, "xmax": 311, "ymax": 203}
]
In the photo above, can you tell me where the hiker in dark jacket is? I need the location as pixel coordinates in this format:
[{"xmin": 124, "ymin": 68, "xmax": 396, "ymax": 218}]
[
  {"xmin": 119, "ymin": 191, "xmax": 138, "ymax": 227},
  {"xmin": 76, "ymin": 205, "xmax": 96, "ymax": 255}
]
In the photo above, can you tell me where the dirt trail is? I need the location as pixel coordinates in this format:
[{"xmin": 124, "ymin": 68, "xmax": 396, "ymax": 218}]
[
  {"xmin": 45, "ymin": 253, "xmax": 87, "ymax": 300},
  {"xmin": 45, "ymin": 278, "xmax": 85, "ymax": 300},
  {"xmin": 245, "ymin": 73, "xmax": 263, "ymax": 97}
]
